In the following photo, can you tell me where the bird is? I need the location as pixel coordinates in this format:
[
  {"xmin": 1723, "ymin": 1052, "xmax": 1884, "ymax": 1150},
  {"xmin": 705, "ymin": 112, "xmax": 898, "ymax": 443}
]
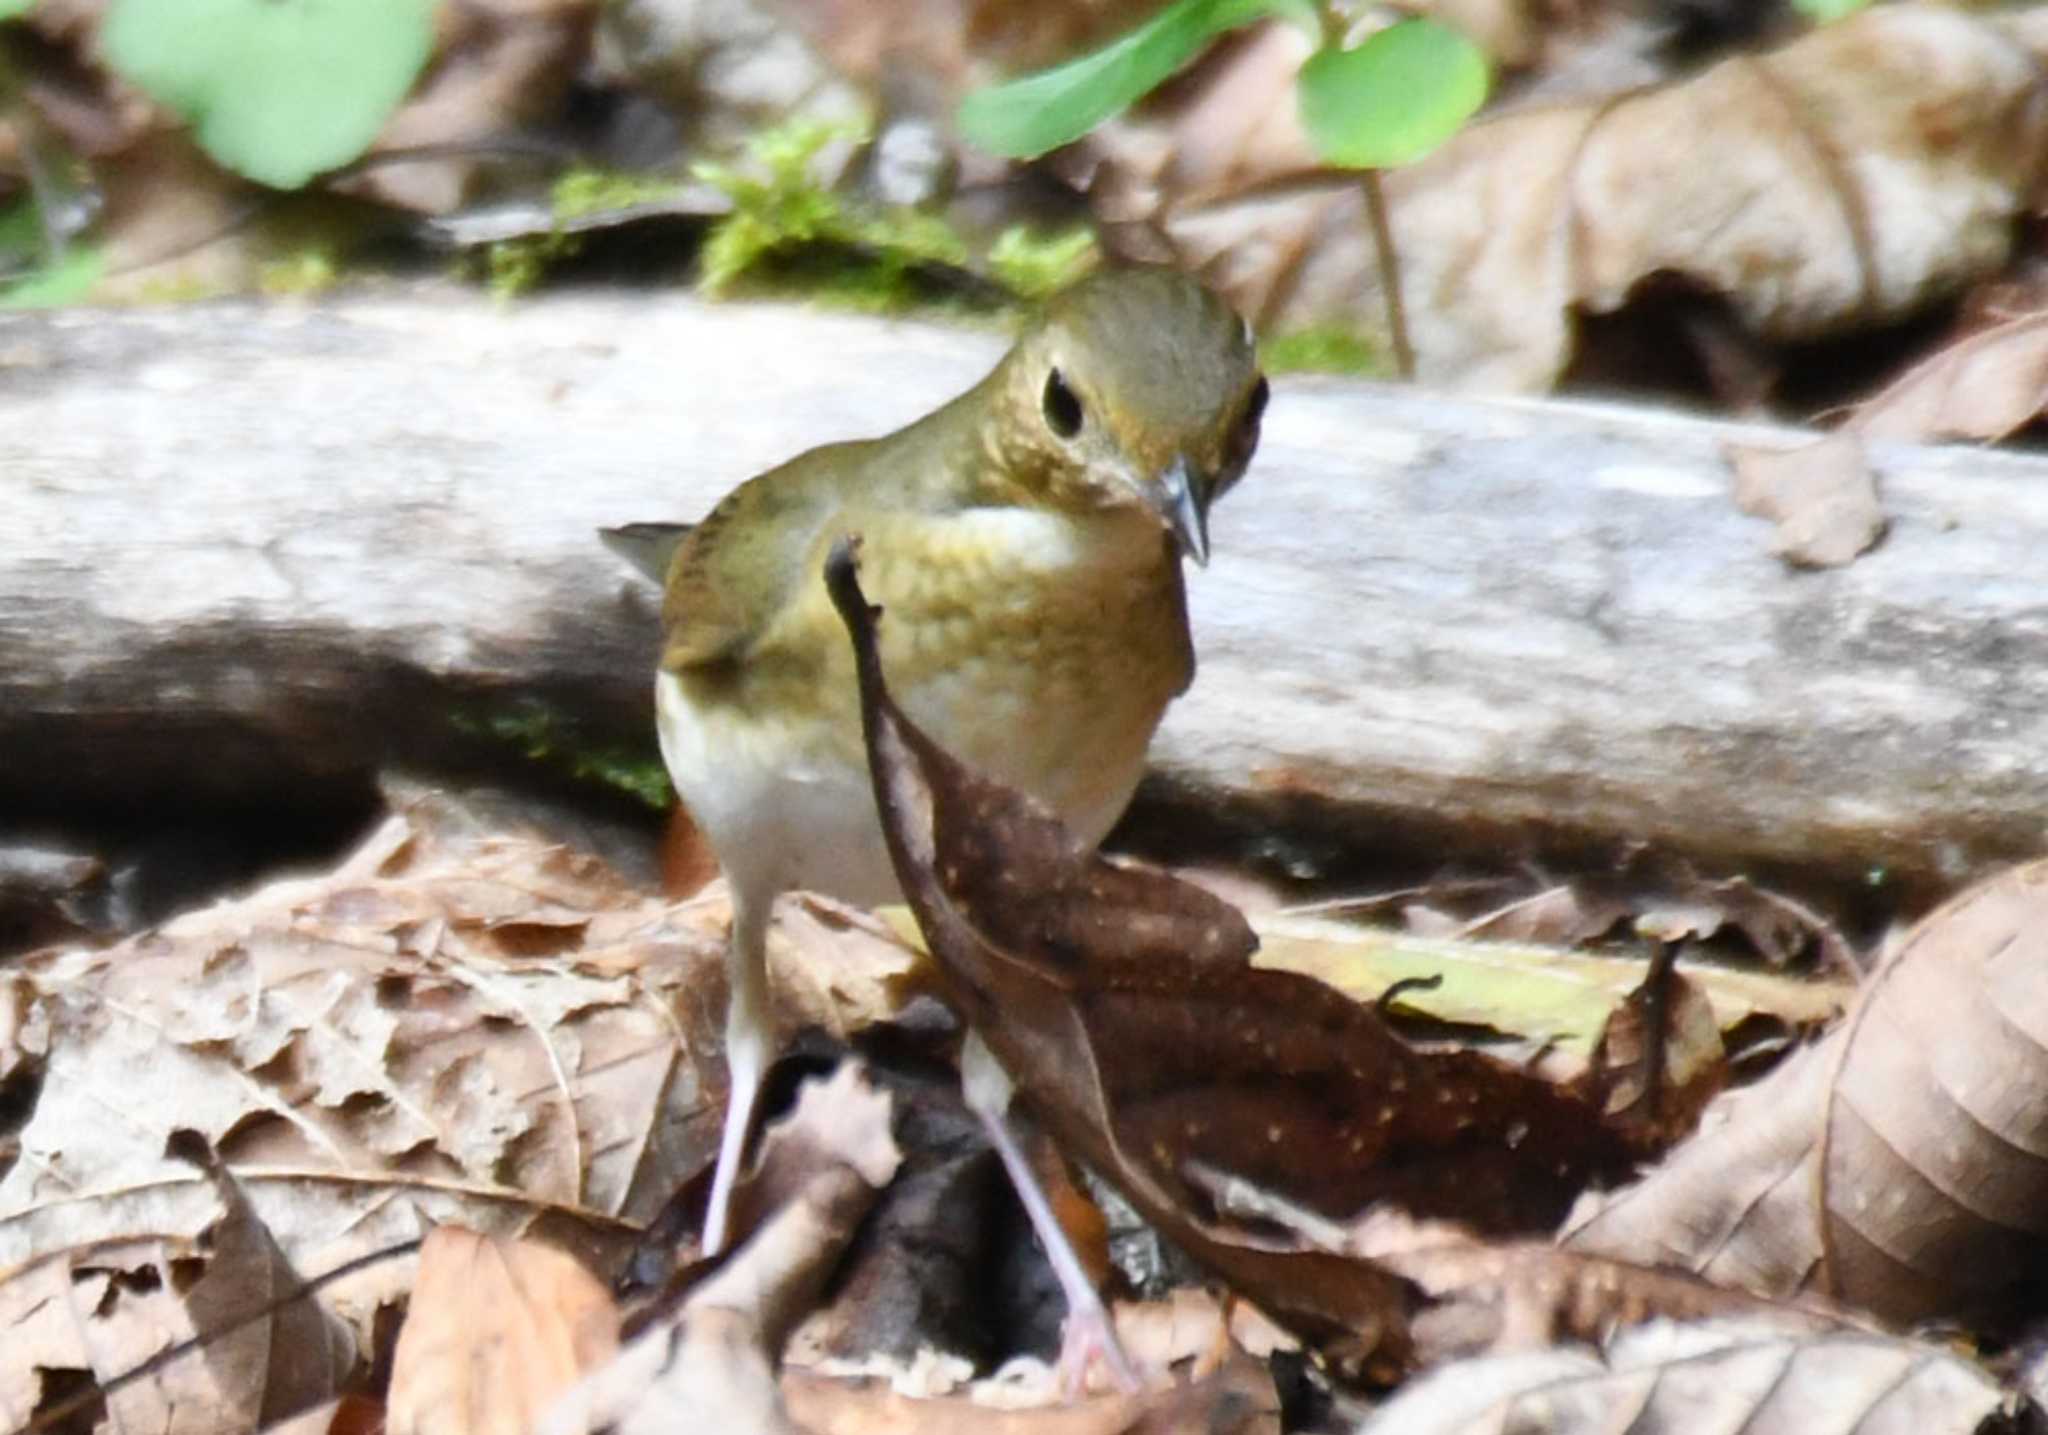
[{"xmin": 607, "ymin": 265, "xmax": 1266, "ymax": 1375}]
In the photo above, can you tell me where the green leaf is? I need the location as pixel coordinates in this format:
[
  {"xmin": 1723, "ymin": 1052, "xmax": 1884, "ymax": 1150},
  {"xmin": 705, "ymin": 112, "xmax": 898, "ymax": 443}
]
[
  {"xmin": 0, "ymin": 0, "xmax": 32, "ymax": 20},
  {"xmin": 1253, "ymin": 915, "xmax": 1850, "ymax": 1060},
  {"xmin": 958, "ymin": 0, "xmax": 1294, "ymax": 159},
  {"xmin": 1, "ymin": 245, "xmax": 103, "ymax": 307},
  {"xmin": 1791, "ymin": 0, "xmax": 1871, "ymax": 23},
  {"xmin": 1297, "ymin": 17, "xmax": 1489, "ymax": 170},
  {"xmin": 102, "ymin": 0, "xmax": 433, "ymax": 189}
]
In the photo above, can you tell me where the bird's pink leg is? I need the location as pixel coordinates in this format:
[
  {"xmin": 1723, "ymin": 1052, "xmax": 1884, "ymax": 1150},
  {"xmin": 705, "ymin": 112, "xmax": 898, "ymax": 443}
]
[{"xmin": 961, "ymin": 1033, "xmax": 1142, "ymax": 1394}]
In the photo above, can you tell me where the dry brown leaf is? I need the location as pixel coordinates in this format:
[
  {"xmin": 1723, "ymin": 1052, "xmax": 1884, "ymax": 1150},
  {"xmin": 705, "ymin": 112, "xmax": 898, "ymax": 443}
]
[
  {"xmin": 1848, "ymin": 307, "xmax": 2048, "ymax": 442},
  {"xmin": 1077, "ymin": 6, "xmax": 2048, "ymax": 391},
  {"xmin": 541, "ymin": 1063, "xmax": 900, "ymax": 1435},
  {"xmin": 1570, "ymin": 858, "xmax": 2048, "ymax": 1328},
  {"xmin": 825, "ymin": 541, "xmax": 1656, "ymax": 1375},
  {"xmin": 0, "ymin": 789, "xmax": 923, "ymax": 1351},
  {"xmin": 0, "ymin": 1235, "xmax": 218, "ymax": 1434},
  {"xmin": 1559, "ymin": 1027, "xmax": 1831, "ymax": 1301},
  {"xmin": 1457, "ymin": 883, "xmax": 1631, "ymax": 947},
  {"xmin": 1581, "ymin": 946, "xmax": 1727, "ymax": 1150},
  {"xmin": 1729, "ymin": 432, "xmax": 1886, "ymax": 569},
  {"xmin": 1819, "ymin": 859, "xmax": 2048, "ymax": 1325},
  {"xmin": 1193, "ymin": 1182, "xmax": 1849, "ymax": 1369},
  {"xmin": 0, "ymin": 1141, "xmax": 354, "ymax": 1435},
  {"xmin": 1411, "ymin": 859, "xmax": 1856, "ymax": 973},
  {"xmin": 1356, "ymin": 1318, "xmax": 2007, "ymax": 1434},
  {"xmin": 386, "ymin": 1227, "xmax": 619, "ymax": 1435},
  {"xmin": 1632, "ymin": 871, "xmax": 1856, "ymax": 974}
]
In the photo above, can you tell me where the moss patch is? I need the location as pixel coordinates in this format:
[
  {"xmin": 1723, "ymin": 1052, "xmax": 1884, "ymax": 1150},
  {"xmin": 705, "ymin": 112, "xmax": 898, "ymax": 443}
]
[
  {"xmin": 452, "ymin": 702, "xmax": 671, "ymax": 810},
  {"xmin": 1260, "ymin": 325, "xmax": 1389, "ymax": 376}
]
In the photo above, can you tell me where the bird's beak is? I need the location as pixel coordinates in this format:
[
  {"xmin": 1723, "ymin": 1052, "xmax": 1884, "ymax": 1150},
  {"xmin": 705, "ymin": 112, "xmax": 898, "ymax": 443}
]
[{"xmin": 1154, "ymin": 456, "xmax": 1211, "ymax": 567}]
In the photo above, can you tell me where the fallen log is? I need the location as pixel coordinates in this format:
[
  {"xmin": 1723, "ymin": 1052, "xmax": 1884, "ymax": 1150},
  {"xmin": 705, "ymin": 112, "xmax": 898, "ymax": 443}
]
[{"xmin": 1, "ymin": 293, "xmax": 2041, "ymax": 906}]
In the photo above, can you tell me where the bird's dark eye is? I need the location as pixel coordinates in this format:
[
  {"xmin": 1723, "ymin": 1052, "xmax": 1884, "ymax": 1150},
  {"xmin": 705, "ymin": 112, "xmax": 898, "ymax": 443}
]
[
  {"xmin": 1243, "ymin": 375, "xmax": 1270, "ymax": 429},
  {"xmin": 1042, "ymin": 368, "xmax": 1083, "ymax": 439},
  {"xmin": 1223, "ymin": 374, "xmax": 1268, "ymax": 475}
]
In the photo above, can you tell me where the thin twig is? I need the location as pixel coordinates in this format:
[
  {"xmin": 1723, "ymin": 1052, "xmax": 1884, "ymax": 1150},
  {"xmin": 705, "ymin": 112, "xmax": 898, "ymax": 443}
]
[{"xmin": 1360, "ymin": 168, "xmax": 1413, "ymax": 379}]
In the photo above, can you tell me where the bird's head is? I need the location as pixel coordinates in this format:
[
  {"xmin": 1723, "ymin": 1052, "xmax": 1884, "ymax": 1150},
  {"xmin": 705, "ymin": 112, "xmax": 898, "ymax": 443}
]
[{"xmin": 989, "ymin": 267, "xmax": 1266, "ymax": 566}]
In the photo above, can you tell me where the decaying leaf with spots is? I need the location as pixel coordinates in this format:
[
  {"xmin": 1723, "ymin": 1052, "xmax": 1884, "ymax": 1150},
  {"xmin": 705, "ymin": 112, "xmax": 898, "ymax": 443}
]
[{"xmin": 824, "ymin": 538, "xmax": 1638, "ymax": 1369}]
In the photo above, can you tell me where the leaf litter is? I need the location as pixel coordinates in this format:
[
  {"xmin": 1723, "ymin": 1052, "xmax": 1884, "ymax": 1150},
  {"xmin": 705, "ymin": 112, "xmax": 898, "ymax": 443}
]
[
  {"xmin": 1072, "ymin": 4, "xmax": 2048, "ymax": 393},
  {"xmin": 16, "ymin": 566, "xmax": 2048, "ymax": 1428}
]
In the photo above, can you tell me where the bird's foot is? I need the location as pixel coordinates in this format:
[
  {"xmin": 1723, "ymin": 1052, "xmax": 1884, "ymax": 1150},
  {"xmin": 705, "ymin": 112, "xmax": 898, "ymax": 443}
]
[{"xmin": 1056, "ymin": 1290, "xmax": 1143, "ymax": 1396}]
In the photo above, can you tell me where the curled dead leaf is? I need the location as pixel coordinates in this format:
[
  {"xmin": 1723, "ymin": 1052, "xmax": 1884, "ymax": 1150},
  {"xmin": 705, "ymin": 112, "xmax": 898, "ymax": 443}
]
[{"xmin": 824, "ymin": 538, "xmax": 1646, "ymax": 1373}]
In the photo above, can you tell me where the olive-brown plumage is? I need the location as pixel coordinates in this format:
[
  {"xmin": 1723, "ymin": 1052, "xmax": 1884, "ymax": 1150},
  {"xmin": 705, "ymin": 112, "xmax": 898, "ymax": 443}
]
[{"xmin": 623, "ymin": 268, "xmax": 1265, "ymax": 1354}]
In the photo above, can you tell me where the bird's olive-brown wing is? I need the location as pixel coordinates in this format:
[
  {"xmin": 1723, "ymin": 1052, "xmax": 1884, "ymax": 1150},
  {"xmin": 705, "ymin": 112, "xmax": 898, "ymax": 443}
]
[{"xmin": 659, "ymin": 440, "xmax": 873, "ymax": 671}]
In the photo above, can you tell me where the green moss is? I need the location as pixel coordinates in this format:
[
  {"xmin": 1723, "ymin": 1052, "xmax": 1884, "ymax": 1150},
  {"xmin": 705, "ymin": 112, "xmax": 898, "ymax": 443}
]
[
  {"xmin": 551, "ymin": 165, "xmax": 681, "ymax": 221},
  {"xmin": 1260, "ymin": 325, "xmax": 1388, "ymax": 376},
  {"xmin": 258, "ymin": 247, "xmax": 339, "ymax": 296},
  {"xmin": 463, "ymin": 168, "xmax": 684, "ymax": 300},
  {"xmin": 693, "ymin": 117, "xmax": 975, "ymax": 312},
  {"xmin": 985, "ymin": 224, "xmax": 1098, "ymax": 300},
  {"xmin": 452, "ymin": 702, "xmax": 672, "ymax": 810},
  {"xmin": 484, "ymin": 229, "xmax": 579, "ymax": 300}
]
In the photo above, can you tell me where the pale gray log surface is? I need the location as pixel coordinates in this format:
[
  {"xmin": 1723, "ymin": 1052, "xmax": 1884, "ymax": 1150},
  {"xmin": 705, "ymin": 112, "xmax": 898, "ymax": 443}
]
[{"xmin": 3, "ymin": 292, "xmax": 2046, "ymax": 898}]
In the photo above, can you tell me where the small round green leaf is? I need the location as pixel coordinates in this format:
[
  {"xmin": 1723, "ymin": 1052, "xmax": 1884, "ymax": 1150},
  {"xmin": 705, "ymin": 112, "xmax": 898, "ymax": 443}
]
[
  {"xmin": 958, "ymin": 0, "xmax": 1290, "ymax": 159},
  {"xmin": 1297, "ymin": 18, "xmax": 1489, "ymax": 170},
  {"xmin": 1792, "ymin": 0, "xmax": 1872, "ymax": 23},
  {"xmin": 103, "ymin": 0, "xmax": 434, "ymax": 189}
]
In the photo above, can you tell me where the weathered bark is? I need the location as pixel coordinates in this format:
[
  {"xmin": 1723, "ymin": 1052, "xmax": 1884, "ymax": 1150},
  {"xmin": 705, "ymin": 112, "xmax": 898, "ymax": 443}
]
[{"xmin": 2, "ymin": 294, "xmax": 2044, "ymax": 903}]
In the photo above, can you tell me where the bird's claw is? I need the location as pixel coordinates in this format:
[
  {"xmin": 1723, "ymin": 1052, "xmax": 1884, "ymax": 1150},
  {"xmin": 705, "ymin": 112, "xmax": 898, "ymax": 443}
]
[{"xmin": 1057, "ymin": 1295, "xmax": 1144, "ymax": 1397}]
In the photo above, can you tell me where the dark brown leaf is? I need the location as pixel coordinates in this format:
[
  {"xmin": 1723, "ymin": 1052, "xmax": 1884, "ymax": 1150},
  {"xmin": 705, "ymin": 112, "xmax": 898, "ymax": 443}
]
[
  {"xmin": 1580, "ymin": 944, "xmax": 1728, "ymax": 1151},
  {"xmin": 825, "ymin": 538, "xmax": 1638, "ymax": 1370}
]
